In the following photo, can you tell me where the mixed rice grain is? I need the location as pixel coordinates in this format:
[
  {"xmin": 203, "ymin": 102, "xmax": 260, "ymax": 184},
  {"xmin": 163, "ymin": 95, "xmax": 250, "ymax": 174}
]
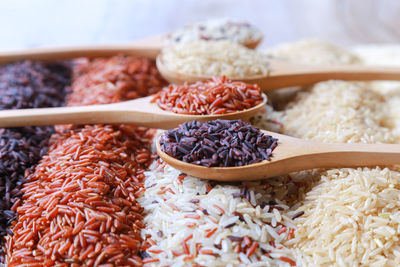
[
  {"xmin": 140, "ymin": 163, "xmax": 300, "ymax": 266},
  {"xmin": 6, "ymin": 55, "xmax": 167, "ymax": 266},
  {"xmin": 0, "ymin": 60, "xmax": 71, "ymax": 262},
  {"xmin": 3, "ymin": 41, "xmax": 400, "ymax": 267},
  {"xmin": 141, "ymin": 40, "xmax": 400, "ymax": 266}
]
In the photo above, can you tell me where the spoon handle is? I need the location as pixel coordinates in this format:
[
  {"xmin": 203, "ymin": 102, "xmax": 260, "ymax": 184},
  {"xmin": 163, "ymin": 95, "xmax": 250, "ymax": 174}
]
[
  {"xmin": 0, "ymin": 35, "xmax": 164, "ymax": 64},
  {"xmin": 0, "ymin": 104, "xmax": 128, "ymax": 127},
  {"xmin": 262, "ymin": 61, "xmax": 400, "ymax": 90},
  {"xmin": 277, "ymin": 141, "xmax": 400, "ymax": 174}
]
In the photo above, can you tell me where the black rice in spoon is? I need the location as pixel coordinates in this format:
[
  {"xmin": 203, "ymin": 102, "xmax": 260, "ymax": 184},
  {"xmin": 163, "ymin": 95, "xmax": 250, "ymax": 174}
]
[{"xmin": 159, "ymin": 119, "xmax": 278, "ymax": 167}]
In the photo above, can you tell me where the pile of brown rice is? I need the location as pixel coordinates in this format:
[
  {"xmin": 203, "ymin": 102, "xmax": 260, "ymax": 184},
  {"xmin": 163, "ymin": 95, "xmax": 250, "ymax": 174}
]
[{"xmin": 141, "ymin": 40, "xmax": 400, "ymax": 266}]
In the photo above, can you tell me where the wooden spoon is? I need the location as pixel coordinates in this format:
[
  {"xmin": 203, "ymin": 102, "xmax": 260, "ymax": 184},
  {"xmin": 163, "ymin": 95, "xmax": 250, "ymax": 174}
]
[
  {"xmin": 157, "ymin": 56, "xmax": 400, "ymax": 91},
  {"xmin": 0, "ymin": 35, "xmax": 165, "ymax": 64},
  {"xmin": 0, "ymin": 35, "xmax": 262, "ymax": 64},
  {"xmin": 0, "ymin": 94, "xmax": 267, "ymax": 129},
  {"xmin": 157, "ymin": 130, "xmax": 400, "ymax": 181}
]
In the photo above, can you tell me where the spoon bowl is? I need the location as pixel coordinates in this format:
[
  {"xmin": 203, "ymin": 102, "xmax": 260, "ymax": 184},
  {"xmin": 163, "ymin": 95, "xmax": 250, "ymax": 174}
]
[
  {"xmin": 0, "ymin": 94, "xmax": 267, "ymax": 129},
  {"xmin": 239, "ymin": 37, "xmax": 262, "ymax": 49},
  {"xmin": 157, "ymin": 55, "xmax": 400, "ymax": 92},
  {"xmin": 157, "ymin": 129, "xmax": 400, "ymax": 181}
]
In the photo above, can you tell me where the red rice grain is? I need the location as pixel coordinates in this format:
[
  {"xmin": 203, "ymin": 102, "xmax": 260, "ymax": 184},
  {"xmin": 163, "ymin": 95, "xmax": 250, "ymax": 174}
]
[
  {"xmin": 6, "ymin": 124, "xmax": 155, "ymax": 266},
  {"xmin": 279, "ymin": 256, "xmax": 296, "ymax": 266},
  {"xmin": 68, "ymin": 55, "xmax": 166, "ymax": 106},
  {"xmin": 151, "ymin": 76, "xmax": 263, "ymax": 115},
  {"xmin": 6, "ymin": 55, "xmax": 168, "ymax": 266},
  {"xmin": 204, "ymin": 228, "xmax": 217, "ymax": 238}
]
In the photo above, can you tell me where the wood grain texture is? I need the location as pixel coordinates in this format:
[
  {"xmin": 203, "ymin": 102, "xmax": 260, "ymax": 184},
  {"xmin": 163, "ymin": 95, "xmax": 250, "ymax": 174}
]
[
  {"xmin": 0, "ymin": 94, "xmax": 267, "ymax": 129},
  {"xmin": 157, "ymin": 57, "xmax": 400, "ymax": 90},
  {"xmin": 1, "ymin": 0, "xmax": 399, "ymax": 51}
]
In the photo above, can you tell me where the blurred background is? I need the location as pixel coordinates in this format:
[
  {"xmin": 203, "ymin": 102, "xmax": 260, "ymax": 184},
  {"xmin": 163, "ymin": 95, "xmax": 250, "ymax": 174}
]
[{"xmin": 1, "ymin": 0, "xmax": 400, "ymax": 50}]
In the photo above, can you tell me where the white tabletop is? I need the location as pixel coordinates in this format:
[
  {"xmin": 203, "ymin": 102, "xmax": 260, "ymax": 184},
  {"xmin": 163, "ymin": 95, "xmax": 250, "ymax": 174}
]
[{"xmin": 1, "ymin": 0, "xmax": 400, "ymax": 51}]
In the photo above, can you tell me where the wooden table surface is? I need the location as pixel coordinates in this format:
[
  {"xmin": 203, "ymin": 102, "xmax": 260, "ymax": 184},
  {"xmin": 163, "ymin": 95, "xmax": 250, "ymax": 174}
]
[{"xmin": 1, "ymin": 0, "xmax": 400, "ymax": 51}]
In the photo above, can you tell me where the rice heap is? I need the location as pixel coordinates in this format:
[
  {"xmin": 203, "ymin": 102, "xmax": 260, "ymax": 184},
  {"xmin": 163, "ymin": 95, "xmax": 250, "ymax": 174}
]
[
  {"xmin": 151, "ymin": 76, "xmax": 263, "ymax": 115},
  {"xmin": 6, "ymin": 56, "xmax": 167, "ymax": 266},
  {"xmin": 0, "ymin": 61, "xmax": 71, "ymax": 264},
  {"xmin": 141, "ymin": 40, "xmax": 400, "ymax": 266},
  {"xmin": 160, "ymin": 40, "xmax": 270, "ymax": 78},
  {"xmin": 3, "ymin": 40, "xmax": 400, "ymax": 266},
  {"xmin": 68, "ymin": 55, "xmax": 166, "ymax": 106},
  {"xmin": 266, "ymin": 39, "xmax": 362, "ymax": 66}
]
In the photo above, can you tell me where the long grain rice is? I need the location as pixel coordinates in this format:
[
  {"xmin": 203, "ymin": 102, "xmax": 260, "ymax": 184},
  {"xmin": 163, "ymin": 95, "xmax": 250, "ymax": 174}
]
[
  {"xmin": 160, "ymin": 40, "xmax": 270, "ymax": 78},
  {"xmin": 6, "ymin": 124, "xmax": 154, "ymax": 266},
  {"xmin": 141, "ymin": 40, "xmax": 400, "ymax": 266},
  {"xmin": 6, "ymin": 55, "xmax": 167, "ymax": 266}
]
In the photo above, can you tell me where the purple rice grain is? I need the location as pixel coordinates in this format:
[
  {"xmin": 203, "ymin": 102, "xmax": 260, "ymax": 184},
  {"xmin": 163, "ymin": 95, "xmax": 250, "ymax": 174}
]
[
  {"xmin": 260, "ymin": 201, "xmax": 268, "ymax": 209},
  {"xmin": 0, "ymin": 60, "xmax": 71, "ymax": 262},
  {"xmin": 232, "ymin": 192, "xmax": 242, "ymax": 198},
  {"xmin": 292, "ymin": 211, "xmax": 305, "ymax": 219},
  {"xmin": 269, "ymin": 205, "xmax": 284, "ymax": 211},
  {"xmin": 227, "ymin": 235, "xmax": 243, "ymax": 242},
  {"xmin": 224, "ymin": 223, "xmax": 236, "ymax": 229},
  {"xmin": 214, "ymin": 243, "xmax": 222, "ymax": 249},
  {"xmin": 233, "ymin": 211, "xmax": 245, "ymax": 222},
  {"xmin": 139, "ymin": 250, "xmax": 152, "ymax": 259},
  {"xmin": 202, "ymin": 209, "xmax": 209, "ymax": 215},
  {"xmin": 160, "ymin": 119, "xmax": 278, "ymax": 167}
]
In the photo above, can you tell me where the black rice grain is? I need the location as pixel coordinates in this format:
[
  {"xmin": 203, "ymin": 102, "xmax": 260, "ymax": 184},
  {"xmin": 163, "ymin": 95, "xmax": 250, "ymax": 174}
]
[
  {"xmin": 227, "ymin": 235, "xmax": 244, "ymax": 242},
  {"xmin": 160, "ymin": 119, "xmax": 278, "ymax": 167},
  {"xmin": 224, "ymin": 223, "xmax": 236, "ymax": 229},
  {"xmin": 292, "ymin": 211, "xmax": 305, "ymax": 220},
  {"xmin": 233, "ymin": 211, "xmax": 245, "ymax": 222},
  {"xmin": 0, "ymin": 60, "xmax": 71, "ymax": 262},
  {"xmin": 0, "ymin": 61, "xmax": 70, "ymax": 110}
]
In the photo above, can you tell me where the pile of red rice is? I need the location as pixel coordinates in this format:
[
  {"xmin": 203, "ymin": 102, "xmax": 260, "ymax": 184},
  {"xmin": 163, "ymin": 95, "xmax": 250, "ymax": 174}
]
[{"xmin": 151, "ymin": 76, "xmax": 263, "ymax": 115}]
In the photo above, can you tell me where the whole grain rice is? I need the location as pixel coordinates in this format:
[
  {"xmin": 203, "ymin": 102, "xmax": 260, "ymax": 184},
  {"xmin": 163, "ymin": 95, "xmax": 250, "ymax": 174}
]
[
  {"xmin": 280, "ymin": 80, "xmax": 395, "ymax": 144},
  {"xmin": 4, "ymin": 41, "xmax": 400, "ymax": 267},
  {"xmin": 6, "ymin": 124, "xmax": 154, "ymax": 266},
  {"xmin": 292, "ymin": 167, "xmax": 400, "ymax": 266},
  {"xmin": 0, "ymin": 60, "xmax": 71, "ymax": 263},
  {"xmin": 265, "ymin": 41, "xmax": 400, "ymax": 266},
  {"xmin": 151, "ymin": 76, "xmax": 263, "ymax": 115},
  {"xmin": 6, "ymin": 55, "xmax": 167, "ymax": 266},
  {"xmin": 265, "ymin": 39, "xmax": 362, "ymax": 66},
  {"xmin": 67, "ymin": 55, "xmax": 166, "ymax": 106},
  {"xmin": 159, "ymin": 119, "xmax": 278, "ymax": 167}
]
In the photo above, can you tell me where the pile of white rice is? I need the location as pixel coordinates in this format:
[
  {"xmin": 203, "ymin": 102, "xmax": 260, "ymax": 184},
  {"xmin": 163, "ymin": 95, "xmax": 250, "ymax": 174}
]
[
  {"xmin": 141, "ymin": 40, "xmax": 400, "ymax": 266},
  {"xmin": 160, "ymin": 40, "xmax": 270, "ymax": 78},
  {"xmin": 266, "ymin": 39, "xmax": 362, "ymax": 66}
]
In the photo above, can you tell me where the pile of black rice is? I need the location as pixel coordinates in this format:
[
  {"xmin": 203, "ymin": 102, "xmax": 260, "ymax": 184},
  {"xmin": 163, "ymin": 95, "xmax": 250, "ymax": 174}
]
[
  {"xmin": 0, "ymin": 60, "xmax": 71, "ymax": 261},
  {"xmin": 159, "ymin": 119, "xmax": 278, "ymax": 167}
]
